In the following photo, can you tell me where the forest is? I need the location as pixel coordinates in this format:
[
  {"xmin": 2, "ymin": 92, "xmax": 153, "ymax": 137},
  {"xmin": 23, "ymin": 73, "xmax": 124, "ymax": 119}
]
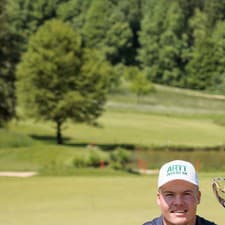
[{"xmin": 1, "ymin": 0, "xmax": 225, "ymax": 128}]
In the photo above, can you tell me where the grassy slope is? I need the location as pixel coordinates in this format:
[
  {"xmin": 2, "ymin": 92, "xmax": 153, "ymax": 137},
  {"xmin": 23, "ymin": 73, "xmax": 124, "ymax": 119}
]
[
  {"xmin": 66, "ymin": 111, "xmax": 225, "ymax": 147},
  {"xmin": 0, "ymin": 84, "xmax": 225, "ymax": 172}
]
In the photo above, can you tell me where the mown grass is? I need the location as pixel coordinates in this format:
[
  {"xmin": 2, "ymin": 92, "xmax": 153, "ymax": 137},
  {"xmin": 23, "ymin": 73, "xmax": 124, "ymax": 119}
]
[
  {"xmin": 0, "ymin": 174, "xmax": 223, "ymax": 225},
  {"xmin": 109, "ymin": 84, "xmax": 225, "ymax": 115},
  {"xmin": 10, "ymin": 111, "xmax": 225, "ymax": 148},
  {"xmin": 0, "ymin": 128, "xmax": 34, "ymax": 148},
  {"xmin": 0, "ymin": 84, "xmax": 224, "ymax": 173},
  {"xmin": 64, "ymin": 111, "xmax": 225, "ymax": 147}
]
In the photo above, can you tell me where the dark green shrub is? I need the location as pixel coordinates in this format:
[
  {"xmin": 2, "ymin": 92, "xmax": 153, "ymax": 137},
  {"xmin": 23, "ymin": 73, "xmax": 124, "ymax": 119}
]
[
  {"xmin": 87, "ymin": 150, "xmax": 101, "ymax": 167},
  {"xmin": 110, "ymin": 148, "xmax": 132, "ymax": 168},
  {"xmin": 73, "ymin": 156, "xmax": 86, "ymax": 168},
  {"xmin": 111, "ymin": 161, "xmax": 124, "ymax": 170}
]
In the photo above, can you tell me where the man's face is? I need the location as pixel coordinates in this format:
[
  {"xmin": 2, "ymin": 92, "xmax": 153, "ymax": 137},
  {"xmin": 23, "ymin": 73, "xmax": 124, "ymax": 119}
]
[{"xmin": 157, "ymin": 180, "xmax": 201, "ymax": 225}]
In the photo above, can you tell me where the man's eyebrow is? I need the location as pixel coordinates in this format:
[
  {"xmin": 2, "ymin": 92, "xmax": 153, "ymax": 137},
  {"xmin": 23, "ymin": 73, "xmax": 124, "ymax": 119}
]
[
  {"xmin": 184, "ymin": 189, "xmax": 198, "ymax": 193},
  {"xmin": 159, "ymin": 190, "xmax": 174, "ymax": 194},
  {"xmin": 160, "ymin": 189, "xmax": 195, "ymax": 194}
]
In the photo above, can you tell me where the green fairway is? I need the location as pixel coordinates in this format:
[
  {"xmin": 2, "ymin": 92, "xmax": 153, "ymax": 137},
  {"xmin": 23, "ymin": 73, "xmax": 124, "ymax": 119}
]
[
  {"xmin": 8, "ymin": 84, "xmax": 225, "ymax": 149},
  {"xmin": 0, "ymin": 174, "xmax": 223, "ymax": 225},
  {"xmin": 1, "ymin": 84, "xmax": 224, "ymax": 173},
  {"xmin": 67, "ymin": 111, "xmax": 225, "ymax": 147},
  {"xmin": 10, "ymin": 110, "xmax": 225, "ymax": 148}
]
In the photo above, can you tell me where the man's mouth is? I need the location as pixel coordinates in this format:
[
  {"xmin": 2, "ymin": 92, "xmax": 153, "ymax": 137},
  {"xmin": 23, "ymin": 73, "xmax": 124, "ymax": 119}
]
[{"xmin": 171, "ymin": 210, "xmax": 188, "ymax": 214}]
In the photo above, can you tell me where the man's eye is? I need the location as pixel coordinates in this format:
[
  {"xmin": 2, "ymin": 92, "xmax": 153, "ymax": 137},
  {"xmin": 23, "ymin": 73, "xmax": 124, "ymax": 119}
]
[
  {"xmin": 165, "ymin": 193, "xmax": 174, "ymax": 197},
  {"xmin": 184, "ymin": 192, "xmax": 192, "ymax": 196}
]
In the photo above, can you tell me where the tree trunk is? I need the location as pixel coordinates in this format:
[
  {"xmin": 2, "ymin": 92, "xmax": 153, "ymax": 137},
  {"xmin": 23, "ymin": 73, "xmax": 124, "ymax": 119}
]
[{"xmin": 56, "ymin": 121, "xmax": 63, "ymax": 144}]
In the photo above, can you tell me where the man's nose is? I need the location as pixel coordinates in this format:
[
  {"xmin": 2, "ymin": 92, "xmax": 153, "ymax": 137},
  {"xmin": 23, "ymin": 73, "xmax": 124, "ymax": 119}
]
[{"xmin": 173, "ymin": 195, "xmax": 183, "ymax": 205}]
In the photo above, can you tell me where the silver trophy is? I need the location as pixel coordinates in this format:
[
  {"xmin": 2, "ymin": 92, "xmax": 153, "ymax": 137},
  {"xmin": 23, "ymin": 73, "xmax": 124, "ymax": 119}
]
[{"xmin": 212, "ymin": 178, "xmax": 225, "ymax": 208}]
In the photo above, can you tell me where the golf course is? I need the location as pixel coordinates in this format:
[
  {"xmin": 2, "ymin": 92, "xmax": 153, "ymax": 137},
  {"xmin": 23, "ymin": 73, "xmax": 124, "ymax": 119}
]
[
  {"xmin": 0, "ymin": 174, "xmax": 223, "ymax": 225},
  {"xmin": 0, "ymin": 85, "xmax": 224, "ymax": 225},
  {"xmin": 2, "ymin": 2, "xmax": 225, "ymax": 224}
]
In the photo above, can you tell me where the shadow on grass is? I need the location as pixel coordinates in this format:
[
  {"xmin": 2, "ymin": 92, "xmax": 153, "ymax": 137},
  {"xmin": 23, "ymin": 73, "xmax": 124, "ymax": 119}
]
[
  {"xmin": 30, "ymin": 134, "xmax": 224, "ymax": 152},
  {"xmin": 30, "ymin": 134, "xmax": 136, "ymax": 151},
  {"xmin": 30, "ymin": 134, "xmax": 70, "ymax": 145}
]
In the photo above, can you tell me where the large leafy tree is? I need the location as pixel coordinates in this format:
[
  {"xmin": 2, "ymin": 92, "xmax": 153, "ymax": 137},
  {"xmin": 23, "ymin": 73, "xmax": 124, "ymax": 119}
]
[
  {"xmin": 4, "ymin": 0, "xmax": 69, "ymax": 126},
  {"xmin": 16, "ymin": 19, "xmax": 110, "ymax": 144}
]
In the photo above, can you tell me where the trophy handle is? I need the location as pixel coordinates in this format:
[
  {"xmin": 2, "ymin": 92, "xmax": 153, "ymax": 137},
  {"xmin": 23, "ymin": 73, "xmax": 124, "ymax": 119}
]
[{"xmin": 212, "ymin": 178, "xmax": 225, "ymax": 208}]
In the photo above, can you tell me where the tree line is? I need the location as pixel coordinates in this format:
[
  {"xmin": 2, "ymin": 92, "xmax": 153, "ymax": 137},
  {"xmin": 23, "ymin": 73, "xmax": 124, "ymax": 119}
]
[{"xmin": 1, "ymin": 0, "xmax": 225, "ymax": 142}]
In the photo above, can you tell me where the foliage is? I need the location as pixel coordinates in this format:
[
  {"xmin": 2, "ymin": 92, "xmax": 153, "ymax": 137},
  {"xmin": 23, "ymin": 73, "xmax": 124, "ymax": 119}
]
[
  {"xmin": 73, "ymin": 148, "xmax": 132, "ymax": 170},
  {"xmin": 139, "ymin": 0, "xmax": 188, "ymax": 86},
  {"xmin": 5, "ymin": 0, "xmax": 225, "ymax": 97},
  {"xmin": 185, "ymin": 9, "xmax": 215, "ymax": 89},
  {"xmin": 6, "ymin": 0, "xmax": 68, "ymax": 49},
  {"xmin": 73, "ymin": 156, "xmax": 86, "ymax": 168},
  {"xmin": 0, "ymin": 0, "xmax": 17, "ymax": 126},
  {"xmin": 87, "ymin": 149, "xmax": 109, "ymax": 168},
  {"xmin": 209, "ymin": 21, "xmax": 225, "ymax": 94},
  {"xmin": 1, "ymin": 83, "xmax": 225, "ymax": 173},
  {"xmin": 16, "ymin": 19, "xmax": 110, "ymax": 144},
  {"xmin": 110, "ymin": 148, "xmax": 132, "ymax": 169},
  {"xmin": 82, "ymin": 0, "xmax": 132, "ymax": 65},
  {"xmin": 129, "ymin": 67, "xmax": 155, "ymax": 102},
  {"xmin": 57, "ymin": 0, "xmax": 92, "ymax": 32}
]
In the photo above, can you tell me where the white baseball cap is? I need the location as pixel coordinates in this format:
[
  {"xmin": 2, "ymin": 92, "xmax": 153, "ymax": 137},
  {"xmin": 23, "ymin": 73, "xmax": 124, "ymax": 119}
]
[{"xmin": 157, "ymin": 160, "xmax": 199, "ymax": 188}]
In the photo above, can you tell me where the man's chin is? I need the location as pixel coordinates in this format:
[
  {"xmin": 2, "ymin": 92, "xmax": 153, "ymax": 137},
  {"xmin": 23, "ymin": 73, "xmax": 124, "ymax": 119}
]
[{"xmin": 169, "ymin": 214, "xmax": 188, "ymax": 225}]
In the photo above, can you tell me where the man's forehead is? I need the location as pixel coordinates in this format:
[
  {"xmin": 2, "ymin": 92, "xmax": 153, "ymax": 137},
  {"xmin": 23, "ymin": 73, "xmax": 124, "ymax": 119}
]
[{"xmin": 159, "ymin": 179, "xmax": 198, "ymax": 191}]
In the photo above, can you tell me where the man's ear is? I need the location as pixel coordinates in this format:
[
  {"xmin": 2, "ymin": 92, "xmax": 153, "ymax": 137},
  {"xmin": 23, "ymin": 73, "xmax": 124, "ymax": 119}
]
[
  {"xmin": 197, "ymin": 190, "xmax": 201, "ymax": 204},
  {"xmin": 156, "ymin": 191, "xmax": 160, "ymax": 206}
]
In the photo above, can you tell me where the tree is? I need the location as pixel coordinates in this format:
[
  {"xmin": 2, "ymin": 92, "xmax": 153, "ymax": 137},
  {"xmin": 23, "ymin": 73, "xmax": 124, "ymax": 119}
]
[
  {"xmin": 139, "ymin": 0, "xmax": 193, "ymax": 87},
  {"xmin": 185, "ymin": 9, "xmax": 215, "ymax": 90},
  {"xmin": 204, "ymin": 0, "xmax": 225, "ymax": 28},
  {"xmin": 16, "ymin": 19, "xmax": 110, "ymax": 144},
  {"xmin": 82, "ymin": 0, "xmax": 132, "ymax": 65},
  {"xmin": 4, "ymin": 0, "xmax": 70, "ymax": 127},
  {"xmin": 114, "ymin": 0, "xmax": 142, "ymax": 65},
  {"xmin": 129, "ymin": 67, "xmax": 154, "ymax": 103},
  {"xmin": 57, "ymin": 0, "xmax": 92, "ymax": 32},
  {"xmin": 6, "ymin": 0, "xmax": 69, "ymax": 44},
  {"xmin": 138, "ymin": 0, "xmax": 167, "ymax": 82},
  {"xmin": 0, "ymin": 0, "xmax": 17, "ymax": 126},
  {"xmin": 209, "ymin": 21, "xmax": 225, "ymax": 94}
]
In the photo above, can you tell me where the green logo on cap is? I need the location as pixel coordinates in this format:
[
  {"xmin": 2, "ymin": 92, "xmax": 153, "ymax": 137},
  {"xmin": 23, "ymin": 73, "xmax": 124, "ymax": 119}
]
[{"xmin": 167, "ymin": 164, "xmax": 188, "ymax": 176}]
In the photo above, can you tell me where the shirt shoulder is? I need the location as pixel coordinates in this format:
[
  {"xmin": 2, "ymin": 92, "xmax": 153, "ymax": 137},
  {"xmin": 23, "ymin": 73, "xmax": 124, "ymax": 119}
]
[
  {"xmin": 196, "ymin": 216, "xmax": 218, "ymax": 225},
  {"xmin": 142, "ymin": 217, "xmax": 162, "ymax": 225},
  {"xmin": 142, "ymin": 222, "xmax": 152, "ymax": 225}
]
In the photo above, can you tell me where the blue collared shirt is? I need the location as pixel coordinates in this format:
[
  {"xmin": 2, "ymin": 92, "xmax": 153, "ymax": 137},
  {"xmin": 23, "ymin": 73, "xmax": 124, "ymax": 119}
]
[{"xmin": 142, "ymin": 215, "xmax": 217, "ymax": 225}]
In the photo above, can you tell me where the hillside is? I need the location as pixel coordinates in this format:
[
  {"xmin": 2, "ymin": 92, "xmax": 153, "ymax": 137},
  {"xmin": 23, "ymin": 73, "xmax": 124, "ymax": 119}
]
[
  {"xmin": 108, "ymin": 84, "xmax": 225, "ymax": 116},
  {"xmin": 1, "ymin": 84, "xmax": 225, "ymax": 174}
]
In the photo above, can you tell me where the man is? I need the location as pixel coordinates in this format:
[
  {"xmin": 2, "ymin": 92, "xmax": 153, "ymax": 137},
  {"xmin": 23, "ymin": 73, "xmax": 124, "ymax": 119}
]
[{"xmin": 142, "ymin": 160, "xmax": 217, "ymax": 225}]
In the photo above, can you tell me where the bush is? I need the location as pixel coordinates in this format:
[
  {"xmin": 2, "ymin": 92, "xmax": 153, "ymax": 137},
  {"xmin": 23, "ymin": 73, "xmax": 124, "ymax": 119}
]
[
  {"xmin": 110, "ymin": 148, "xmax": 132, "ymax": 168},
  {"xmin": 73, "ymin": 156, "xmax": 87, "ymax": 168},
  {"xmin": 87, "ymin": 150, "xmax": 102, "ymax": 167},
  {"xmin": 73, "ymin": 149, "xmax": 109, "ymax": 169}
]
